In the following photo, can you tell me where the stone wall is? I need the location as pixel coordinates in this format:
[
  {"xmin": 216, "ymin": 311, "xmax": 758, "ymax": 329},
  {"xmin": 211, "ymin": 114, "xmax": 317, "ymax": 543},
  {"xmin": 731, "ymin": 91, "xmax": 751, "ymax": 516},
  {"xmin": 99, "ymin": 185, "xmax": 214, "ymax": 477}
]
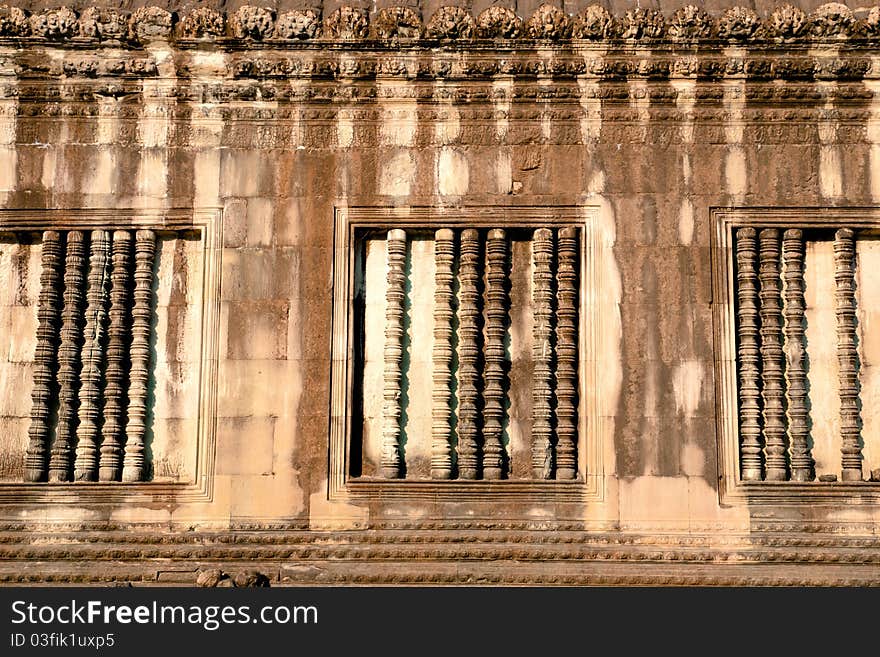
[{"xmin": 0, "ymin": 3, "xmax": 879, "ymax": 585}]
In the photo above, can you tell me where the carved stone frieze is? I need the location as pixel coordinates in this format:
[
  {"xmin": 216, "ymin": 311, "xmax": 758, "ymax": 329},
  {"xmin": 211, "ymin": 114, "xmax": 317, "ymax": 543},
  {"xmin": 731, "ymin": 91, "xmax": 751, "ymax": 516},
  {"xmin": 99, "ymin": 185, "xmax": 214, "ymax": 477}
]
[
  {"xmin": 275, "ymin": 10, "xmax": 321, "ymax": 41},
  {"xmin": 232, "ymin": 5, "xmax": 274, "ymax": 41},
  {"xmin": 129, "ymin": 6, "xmax": 173, "ymax": 42},
  {"xmin": 619, "ymin": 8, "xmax": 666, "ymax": 41},
  {"xmin": 476, "ymin": 6, "xmax": 522, "ymax": 40},
  {"xmin": 718, "ymin": 6, "xmax": 761, "ymax": 41},
  {"xmin": 0, "ymin": 4, "xmax": 877, "ymax": 48},
  {"xmin": 374, "ymin": 7, "xmax": 421, "ymax": 42},
  {"xmin": 425, "ymin": 6, "xmax": 474, "ymax": 40},
  {"xmin": 324, "ymin": 6, "xmax": 369, "ymax": 40},
  {"xmin": 809, "ymin": 3, "xmax": 857, "ymax": 40},
  {"xmin": 0, "ymin": 5, "xmax": 27, "ymax": 36},
  {"xmin": 78, "ymin": 7, "xmax": 128, "ymax": 41},
  {"xmin": 29, "ymin": 7, "xmax": 77, "ymax": 41},
  {"xmin": 768, "ymin": 4, "xmax": 808, "ymax": 41},
  {"xmin": 525, "ymin": 4, "xmax": 571, "ymax": 41},
  {"xmin": 179, "ymin": 7, "xmax": 225, "ymax": 40},
  {"xmin": 572, "ymin": 5, "xmax": 616, "ymax": 41},
  {"xmin": 668, "ymin": 5, "xmax": 714, "ymax": 42}
]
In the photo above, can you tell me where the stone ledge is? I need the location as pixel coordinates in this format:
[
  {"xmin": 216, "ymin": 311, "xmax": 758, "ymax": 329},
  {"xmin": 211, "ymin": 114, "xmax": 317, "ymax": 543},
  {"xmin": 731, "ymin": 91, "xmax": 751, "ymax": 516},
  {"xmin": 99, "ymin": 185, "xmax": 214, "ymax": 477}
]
[{"xmin": 2, "ymin": 4, "xmax": 880, "ymax": 47}]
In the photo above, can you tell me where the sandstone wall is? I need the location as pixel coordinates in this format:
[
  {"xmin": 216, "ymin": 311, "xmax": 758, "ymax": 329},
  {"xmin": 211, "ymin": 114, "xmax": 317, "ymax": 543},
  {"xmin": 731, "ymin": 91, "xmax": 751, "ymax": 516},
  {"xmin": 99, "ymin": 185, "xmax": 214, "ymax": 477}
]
[{"xmin": 0, "ymin": 2, "xmax": 879, "ymax": 584}]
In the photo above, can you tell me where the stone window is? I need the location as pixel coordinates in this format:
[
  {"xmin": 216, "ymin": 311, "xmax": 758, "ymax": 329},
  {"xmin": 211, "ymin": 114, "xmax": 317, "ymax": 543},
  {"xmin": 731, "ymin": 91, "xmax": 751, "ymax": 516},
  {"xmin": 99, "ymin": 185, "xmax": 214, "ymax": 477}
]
[
  {"xmin": 713, "ymin": 210, "xmax": 880, "ymax": 503},
  {"xmin": 329, "ymin": 207, "xmax": 601, "ymax": 503},
  {"xmin": 0, "ymin": 210, "xmax": 221, "ymax": 501}
]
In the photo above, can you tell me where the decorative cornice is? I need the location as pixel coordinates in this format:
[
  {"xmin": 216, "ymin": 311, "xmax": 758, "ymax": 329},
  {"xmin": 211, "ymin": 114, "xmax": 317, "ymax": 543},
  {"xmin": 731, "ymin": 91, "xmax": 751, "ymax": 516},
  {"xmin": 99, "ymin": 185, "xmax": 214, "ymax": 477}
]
[
  {"xmin": 0, "ymin": 526, "xmax": 880, "ymax": 585},
  {"xmin": 2, "ymin": 4, "xmax": 880, "ymax": 47}
]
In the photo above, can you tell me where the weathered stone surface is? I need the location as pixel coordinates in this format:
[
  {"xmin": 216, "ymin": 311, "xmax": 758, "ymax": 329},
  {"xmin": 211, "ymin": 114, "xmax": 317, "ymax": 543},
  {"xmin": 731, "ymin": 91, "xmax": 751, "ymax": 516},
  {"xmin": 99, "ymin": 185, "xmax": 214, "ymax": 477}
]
[{"xmin": 0, "ymin": 1, "xmax": 878, "ymax": 586}]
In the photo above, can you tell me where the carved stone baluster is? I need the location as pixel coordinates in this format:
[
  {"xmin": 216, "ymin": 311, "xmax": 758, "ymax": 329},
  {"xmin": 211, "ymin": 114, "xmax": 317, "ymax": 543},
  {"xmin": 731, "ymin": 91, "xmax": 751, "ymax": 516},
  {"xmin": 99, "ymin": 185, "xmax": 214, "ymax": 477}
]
[
  {"xmin": 736, "ymin": 227, "xmax": 764, "ymax": 481},
  {"xmin": 834, "ymin": 228, "xmax": 863, "ymax": 481},
  {"xmin": 531, "ymin": 228, "xmax": 555, "ymax": 479},
  {"xmin": 122, "ymin": 230, "xmax": 156, "ymax": 483},
  {"xmin": 482, "ymin": 229, "xmax": 508, "ymax": 480},
  {"xmin": 74, "ymin": 230, "xmax": 111, "ymax": 481},
  {"xmin": 381, "ymin": 229, "xmax": 406, "ymax": 479},
  {"xmin": 49, "ymin": 230, "xmax": 87, "ymax": 483},
  {"xmin": 759, "ymin": 228, "xmax": 788, "ymax": 481},
  {"xmin": 555, "ymin": 227, "xmax": 579, "ymax": 480},
  {"xmin": 431, "ymin": 229, "xmax": 455, "ymax": 480},
  {"xmin": 24, "ymin": 231, "xmax": 63, "ymax": 482},
  {"xmin": 456, "ymin": 228, "xmax": 482, "ymax": 480},
  {"xmin": 783, "ymin": 229, "xmax": 813, "ymax": 482},
  {"xmin": 99, "ymin": 231, "xmax": 132, "ymax": 482}
]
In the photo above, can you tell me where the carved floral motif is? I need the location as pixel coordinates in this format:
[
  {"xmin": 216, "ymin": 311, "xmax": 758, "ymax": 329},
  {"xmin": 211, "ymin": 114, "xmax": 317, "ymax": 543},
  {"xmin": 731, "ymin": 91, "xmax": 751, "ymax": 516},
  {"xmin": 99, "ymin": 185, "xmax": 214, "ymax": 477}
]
[
  {"xmin": 179, "ymin": 7, "xmax": 225, "ymax": 39},
  {"xmin": 572, "ymin": 5, "xmax": 616, "ymax": 40},
  {"xmin": 717, "ymin": 6, "xmax": 761, "ymax": 41},
  {"xmin": 129, "ymin": 6, "xmax": 173, "ymax": 42},
  {"xmin": 232, "ymin": 5, "xmax": 274, "ymax": 40},
  {"xmin": 525, "ymin": 4, "xmax": 571, "ymax": 41},
  {"xmin": 476, "ymin": 6, "xmax": 522, "ymax": 39},
  {"xmin": 668, "ymin": 5, "xmax": 714, "ymax": 42},
  {"xmin": 619, "ymin": 8, "xmax": 666, "ymax": 40},
  {"xmin": 425, "ymin": 6, "xmax": 474, "ymax": 40},
  {"xmin": 79, "ymin": 8, "xmax": 128, "ymax": 41},
  {"xmin": 866, "ymin": 6, "xmax": 880, "ymax": 37},
  {"xmin": 374, "ymin": 7, "xmax": 421, "ymax": 41},
  {"xmin": 768, "ymin": 4, "xmax": 808, "ymax": 41},
  {"xmin": 4, "ymin": 4, "xmax": 880, "ymax": 46},
  {"xmin": 275, "ymin": 10, "xmax": 321, "ymax": 40},
  {"xmin": 324, "ymin": 6, "xmax": 369, "ymax": 40},
  {"xmin": 30, "ymin": 7, "xmax": 78, "ymax": 40},
  {"xmin": 808, "ymin": 3, "xmax": 857, "ymax": 40},
  {"xmin": 0, "ymin": 5, "xmax": 27, "ymax": 36}
]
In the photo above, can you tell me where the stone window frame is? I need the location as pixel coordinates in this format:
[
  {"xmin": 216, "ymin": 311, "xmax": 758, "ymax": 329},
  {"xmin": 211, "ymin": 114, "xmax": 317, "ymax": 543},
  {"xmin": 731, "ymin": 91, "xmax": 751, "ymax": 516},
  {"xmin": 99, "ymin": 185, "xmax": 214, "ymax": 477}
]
[
  {"xmin": 0, "ymin": 208, "xmax": 222, "ymax": 504},
  {"xmin": 328, "ymin": 205, "xmax": 603, "ymax": 503},
  {"xmin": 712, "ymin": 207, "xmax": 880, "ymax": 506}
]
